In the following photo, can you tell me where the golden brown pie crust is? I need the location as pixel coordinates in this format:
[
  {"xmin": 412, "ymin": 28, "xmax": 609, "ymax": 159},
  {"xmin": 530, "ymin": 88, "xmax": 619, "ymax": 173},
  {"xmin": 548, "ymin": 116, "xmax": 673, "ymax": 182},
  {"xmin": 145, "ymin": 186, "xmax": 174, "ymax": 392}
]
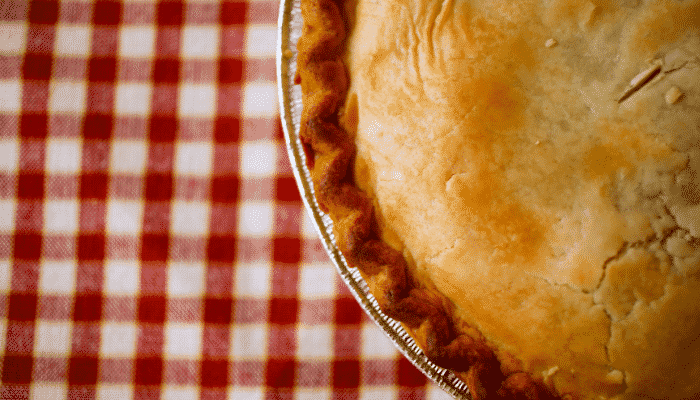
[
  {"xmin": 295, "ymin": 1, "xmax": 558, "ymax": 399},
  {"xmin": 296, "ymin": 0, "xmax": 700, "ymax": 399}
]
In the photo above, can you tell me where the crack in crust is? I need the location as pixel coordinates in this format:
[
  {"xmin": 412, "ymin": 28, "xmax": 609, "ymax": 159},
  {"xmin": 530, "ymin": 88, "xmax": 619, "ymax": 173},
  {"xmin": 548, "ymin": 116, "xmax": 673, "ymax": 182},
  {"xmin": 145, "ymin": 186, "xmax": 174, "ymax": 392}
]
[{"xmin": 296, "ymin": 0, "xmax": 561, "ymax": 398}]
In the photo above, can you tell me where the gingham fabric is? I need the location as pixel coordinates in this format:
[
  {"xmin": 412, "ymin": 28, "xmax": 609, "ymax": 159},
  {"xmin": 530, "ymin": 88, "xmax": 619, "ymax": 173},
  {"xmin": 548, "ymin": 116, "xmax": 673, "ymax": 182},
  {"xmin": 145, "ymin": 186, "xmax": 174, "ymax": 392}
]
[{"xmin": 0, "ymin": 1, "xmax": 455, "ymax": 399}]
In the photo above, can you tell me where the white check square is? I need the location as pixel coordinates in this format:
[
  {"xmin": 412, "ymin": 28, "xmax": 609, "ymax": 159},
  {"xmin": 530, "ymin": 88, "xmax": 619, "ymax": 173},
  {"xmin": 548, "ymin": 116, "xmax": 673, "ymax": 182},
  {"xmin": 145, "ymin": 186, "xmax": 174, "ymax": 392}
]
[
  {"xmin": 0, "ymin": 199, "xmax": 16, "ymax": 233},
  {"xmin": 175, "ymin": 142, "xmax": 212, "ymax": 176},
  {"xmin": 30, "ymin": 384, "xmax": 67, "ymax": 400},
  {"xmin": 181, "ymin": 26, "xmax": 219, "ymax": 59},
  {"xmin": 110, "ymin": 140, "xmax": 147, "ymax": 174},
  {"xmin": 165, "ymin": 323, "xmax": 202, "ymax": 358},
  {"xmin": 44, "ymin": 200, "xmax": 79, "ymax": 234},
  {"xmin": 115, "ymin": 83, "xmax": 152, "ymax": 116},
  {"xmin": 244, "ymin": 25, "xmax": 277, "ymax": 58},
  {"xmin": 106, "ymin": 199, "xmax": 143, "ymax": 235},
  {"xmin": 240, "ymin": 140, "xmax": 276, "ymax": 178},
  {"xmin": 0, "ymin": 260, "xmax": 9, "ymax": 292},
  {"xmin": 55, "ymin": 26, "xmax": 91, "ymax": 56},
  {"xmin": 167, "ymin": 262, "xmax": 205, "ymax": 296},
  {"xmin": 242, "ymin": 82, "xmax": 278, "ymax": 118},
  {"xmin": 179, "ymin": 84, "xmax": 216, "ymax": 117},
  {"xmin": 171, "ymin": 201, "xmax": 209, "ymax": 236},
  {"xmin": 299, "ymin": 264, "xmax": 336, "ymax": 298},
  {"xmin": 97, "ymin": 385, "xmax": 134, "ymax": 400},
  {"xmin": 362, "ymin": 322, "xmax": 397, "ymax": 358},
  {"xmin": 119, "ymin": 26, "xmax": 156, "ymax": 58},
  {"xmin": 162, "ymin": 387, "xmax": 198, "ymax": 400},
  {"xmin": 0, "ymin": 23, "xmax": 26, "ymax": 54},
  {"xmin": 297, "ymin": 325, "xmax": 332, "ymax": 359},
  {"xmin": 0, "ymin": 320, "xmax": 5, "ymax": 357},
  {"xmin": 301, "ymin": 211, "xmax": 319, "ymax": 239},
  {"xmin": 428, "ymin": 386, "xmax": 457, "ymax": 400},
  {"xmin": 104, "ymin": 260, "xmax": 139, "ymax": 295},
  {"xmin": 46, "ymin": 139, "xmax": 82, "ymax": 174},
  {"xmin": 35, "ymin": 322, "xmax": 72, "ymax": 356},
  {"xmin": 237, "ymin": 202, "xmax": 273, "ymax": 237},
  {"xmin": 0, "ymin": 139, "xmax": 19, "ymax": 173},
  {"xmin": 0, "ymin": 81, "xmax": 21, "ymax": 112},
  {"xmin": 50, "ymin": 81, "xmax": 86, "ymax": 114},
  {"xmin": 230, "ymin": 325, "xmax": 267, "ymax": 359},
  {"xmin": 39, "ymin": 261, "xmax": 77, "ymax": 294},
  {"xmin": 228, "ymin": 389, "xmax": 263, "ymax": 400},
  {"xmin": 361, "ymin": 389, "xmax": 397, "ymax": 400},
  {"xmin": 100, "ymin": 322, "xmax": 137, "ymax": 357},
  {"xmin": 235, "ymin": 262, "xmax": 271, "ymax": 297},
  {"xmin": 296, "ymin": 391, "xmax": 331, "ymax": 400}
]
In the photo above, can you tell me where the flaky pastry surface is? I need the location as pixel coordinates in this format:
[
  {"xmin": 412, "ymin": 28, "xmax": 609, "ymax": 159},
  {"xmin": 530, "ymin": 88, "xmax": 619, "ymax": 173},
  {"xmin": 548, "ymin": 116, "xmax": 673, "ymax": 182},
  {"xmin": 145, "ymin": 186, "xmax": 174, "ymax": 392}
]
[{"xmin": 338, "ymin": 0, "xmax": 700, "ymax": 399}]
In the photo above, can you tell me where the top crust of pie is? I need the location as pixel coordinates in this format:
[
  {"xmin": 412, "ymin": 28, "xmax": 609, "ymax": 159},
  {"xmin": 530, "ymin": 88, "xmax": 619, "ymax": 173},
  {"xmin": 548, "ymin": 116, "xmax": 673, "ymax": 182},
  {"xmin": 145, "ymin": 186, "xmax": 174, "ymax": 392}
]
[
  {"xmin": 332, "ymin": 0, "xmax": 700, "ymax": 399},
  {"xmin": 296, "ymin": 0, "xmax": 700, "ymax": 399}
]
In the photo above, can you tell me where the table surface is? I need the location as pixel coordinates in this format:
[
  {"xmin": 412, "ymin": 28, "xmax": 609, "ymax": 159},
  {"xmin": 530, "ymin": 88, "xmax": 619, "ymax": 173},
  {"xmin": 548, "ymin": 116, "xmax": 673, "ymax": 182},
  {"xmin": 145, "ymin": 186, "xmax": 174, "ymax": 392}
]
[{"xmin": 0, "ymin": 1, "xmax": 454, "ymax": 398}]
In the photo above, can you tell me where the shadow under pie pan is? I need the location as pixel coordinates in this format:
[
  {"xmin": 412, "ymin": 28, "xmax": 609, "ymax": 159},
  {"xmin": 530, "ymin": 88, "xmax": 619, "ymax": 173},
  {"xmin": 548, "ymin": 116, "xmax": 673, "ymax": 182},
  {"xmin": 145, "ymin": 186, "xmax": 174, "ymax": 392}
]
[{"xmin": 276, "ymin": 0, "xmax": 472, "ymax": 398}]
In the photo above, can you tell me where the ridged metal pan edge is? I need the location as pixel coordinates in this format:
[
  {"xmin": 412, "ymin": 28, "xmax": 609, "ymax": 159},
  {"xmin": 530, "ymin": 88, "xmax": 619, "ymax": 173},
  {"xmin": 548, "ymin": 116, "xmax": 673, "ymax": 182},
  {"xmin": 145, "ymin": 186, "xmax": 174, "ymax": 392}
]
[{"xmin": 276, "ymin": 0, "xmax": 471, "ymax": 398}]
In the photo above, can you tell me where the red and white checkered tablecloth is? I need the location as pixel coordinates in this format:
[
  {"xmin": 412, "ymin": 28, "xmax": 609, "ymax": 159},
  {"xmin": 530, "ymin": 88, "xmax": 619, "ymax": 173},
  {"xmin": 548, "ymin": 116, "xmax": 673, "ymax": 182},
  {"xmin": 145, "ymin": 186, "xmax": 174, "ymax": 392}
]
[{"xmin": 0, "ymin": 1, "xmax": 454, "ymax": 399}]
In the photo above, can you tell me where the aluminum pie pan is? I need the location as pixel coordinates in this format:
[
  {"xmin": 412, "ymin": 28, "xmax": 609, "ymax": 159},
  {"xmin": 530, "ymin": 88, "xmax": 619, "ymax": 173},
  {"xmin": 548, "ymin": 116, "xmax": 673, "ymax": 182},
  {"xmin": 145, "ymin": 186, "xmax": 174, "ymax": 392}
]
[{"xmin": 276, "ymin": 0, "xmax": 471, "ymax": 398}]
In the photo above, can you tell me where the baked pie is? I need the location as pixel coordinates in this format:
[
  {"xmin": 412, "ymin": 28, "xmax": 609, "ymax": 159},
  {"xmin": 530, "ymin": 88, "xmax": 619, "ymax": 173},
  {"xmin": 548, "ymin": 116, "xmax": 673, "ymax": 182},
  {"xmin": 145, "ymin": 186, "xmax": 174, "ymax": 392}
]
[{"xmin": 295, "ymin": 0, "xmax": 700, "ymax": 399}]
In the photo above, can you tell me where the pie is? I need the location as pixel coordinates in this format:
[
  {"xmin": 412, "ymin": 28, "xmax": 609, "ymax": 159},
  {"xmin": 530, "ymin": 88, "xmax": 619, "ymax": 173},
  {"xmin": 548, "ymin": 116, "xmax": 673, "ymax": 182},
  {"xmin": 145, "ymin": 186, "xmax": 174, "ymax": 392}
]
[{"xmin": 295, "ymin": 0, "xmax": 700, "ymax": 399}]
